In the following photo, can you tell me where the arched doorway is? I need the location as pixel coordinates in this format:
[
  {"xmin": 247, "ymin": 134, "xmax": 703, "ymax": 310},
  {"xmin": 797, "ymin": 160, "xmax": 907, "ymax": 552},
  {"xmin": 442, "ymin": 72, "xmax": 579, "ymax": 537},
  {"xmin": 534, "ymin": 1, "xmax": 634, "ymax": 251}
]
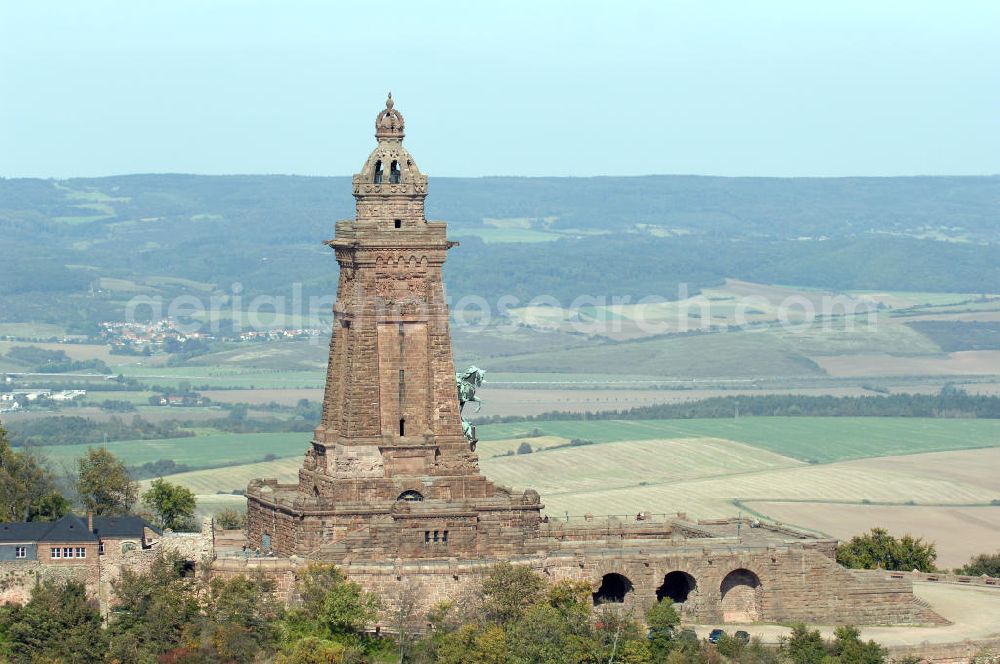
[
  {"xmin": 592, "ymin": 573, "xmax": 634, "ymax": 605},
  {"xmin": 720, "ymin": 569, "xmax": 762, "ymax": 622},
  {"xmin": 657, "ymin": 571, "xmax": 697, "ymax": 604}
]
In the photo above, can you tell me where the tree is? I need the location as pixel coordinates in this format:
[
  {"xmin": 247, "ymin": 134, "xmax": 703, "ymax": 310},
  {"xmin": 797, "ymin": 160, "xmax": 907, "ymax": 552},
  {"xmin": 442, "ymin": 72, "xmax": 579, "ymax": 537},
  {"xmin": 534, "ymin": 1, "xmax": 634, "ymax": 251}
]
[
  {"xmin": 781, "ymin": 623, "xmax": 827, "ymax": 664},
  {"xmin": 516, "ymin": 442, "xmax": 533, "ymax": 455},
  {"xmin": 836, "ymin": 528, "xmax": 937, "ymax": 572},
  {"xmin": 201, "ymin": 574, "xmax": 283, "ymax": 662},
  {"xmin": 106, "ymin": 553, "xmax": 201, "ymax": 663},
  {"xmin": 142, "ymin": 478, "xmax": 197, "ymax": 531},
  {"xmin": 828, "ymin": 625, "xmax": 886, "ymax": 664},
  {"xmin": 214, "ymin": 506, "xmax": 246, "ymax": 530},
  {"xmin": 280, "ymin": 563, "xmax": 381, "ymax": 658},
  {"xmin": 956, "ymin": 551, "xmax": 1000, "ymax": 577},
  {"xmin": 0, "ymin": 426, "xmax": 68, "ymax": 522},
  {"xmin": 0, "ymin": 580, "xmax": 107, "ymax": 664},
  {"xmin": 480, "ymin": 561, "xmax": 545, "ymax": 624},
  {"xmin": 76, "ymin": 447, "xmax": 138, "ymax": 515},
  {"xmin": 646, "ymin": 598, "xmax": 682, "ymax": 659}
]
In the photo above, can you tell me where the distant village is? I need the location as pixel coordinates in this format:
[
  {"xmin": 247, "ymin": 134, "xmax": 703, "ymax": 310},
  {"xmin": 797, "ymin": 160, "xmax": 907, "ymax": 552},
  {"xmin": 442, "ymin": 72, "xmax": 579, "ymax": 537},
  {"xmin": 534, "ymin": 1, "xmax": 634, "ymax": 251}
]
[
  {"xmin": 100, "ymin": 318, "xmax": 323, "ymax": 355},
  {"xmin": 0, "ymin": 318, "xmax": 323, "ymax": 413}
]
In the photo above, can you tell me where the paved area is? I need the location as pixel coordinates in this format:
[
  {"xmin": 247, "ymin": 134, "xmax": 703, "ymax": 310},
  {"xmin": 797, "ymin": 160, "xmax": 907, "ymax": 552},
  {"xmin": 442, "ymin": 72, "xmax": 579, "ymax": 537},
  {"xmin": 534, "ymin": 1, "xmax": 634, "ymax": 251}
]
[{"xmin": 691, "ymin": 582, "xmax": 1000, "ymax": 646}]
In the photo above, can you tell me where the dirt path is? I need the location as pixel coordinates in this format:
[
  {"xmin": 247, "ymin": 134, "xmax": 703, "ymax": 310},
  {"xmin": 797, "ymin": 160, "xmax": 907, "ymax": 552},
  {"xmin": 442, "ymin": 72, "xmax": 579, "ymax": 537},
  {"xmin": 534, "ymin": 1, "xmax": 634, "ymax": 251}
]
[{"xmin": 690, "ymin": 582, "xmax": 1000, "ymax": 646}]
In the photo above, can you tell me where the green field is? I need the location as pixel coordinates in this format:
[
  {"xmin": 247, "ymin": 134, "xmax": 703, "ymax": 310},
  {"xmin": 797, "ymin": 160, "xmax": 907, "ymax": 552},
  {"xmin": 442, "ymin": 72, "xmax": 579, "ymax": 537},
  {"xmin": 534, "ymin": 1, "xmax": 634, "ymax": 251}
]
[
  {"xmin": 115, "ymin": 366, "xmax": 326, "ymax": 389},
  {"xmin": 487, "ymin": 331, "xmax": 826, "ymax": 379},
  {"xmin": 476, "ymin": 417, "xmax": 1000, "ymax": 464},
  {"xmin": 27, "ymin": 431, "xmax": 309, "ymax": 470}
]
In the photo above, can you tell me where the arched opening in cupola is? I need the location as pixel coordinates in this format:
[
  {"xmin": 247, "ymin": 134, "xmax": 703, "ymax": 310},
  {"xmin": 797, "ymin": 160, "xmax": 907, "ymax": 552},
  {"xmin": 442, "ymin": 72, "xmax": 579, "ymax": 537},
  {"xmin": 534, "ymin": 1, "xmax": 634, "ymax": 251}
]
[
  {"xmin": 373, "ymin": 160, "xmax": 383, "ymax": 184},
  {"xmin": 390, "ymin": 160, "xmax": 401, "ymax": 184}
]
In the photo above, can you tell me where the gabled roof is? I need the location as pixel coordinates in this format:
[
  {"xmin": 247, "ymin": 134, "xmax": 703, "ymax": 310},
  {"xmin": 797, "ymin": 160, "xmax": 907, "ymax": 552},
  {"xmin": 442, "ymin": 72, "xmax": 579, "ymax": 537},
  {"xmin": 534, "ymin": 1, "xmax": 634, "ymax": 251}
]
[
  {"xmin": 0, "ymin": 513, "xmax": 162, "ymax": 543},
  {"xmin": 92, "ymin": 515, "xmax": 160, "ymax": 538},
  {"xmin": 0, "ymin": 521, "xmax": 51, "ymax": 542},
  {"xmin": 0, "ymin": 514, "xmax": 96, "ymax": 543}
]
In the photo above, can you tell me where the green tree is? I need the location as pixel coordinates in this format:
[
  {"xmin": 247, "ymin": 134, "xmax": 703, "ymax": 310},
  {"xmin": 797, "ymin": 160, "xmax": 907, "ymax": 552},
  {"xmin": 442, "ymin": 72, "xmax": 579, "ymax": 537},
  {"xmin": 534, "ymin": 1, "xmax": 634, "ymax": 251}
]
[
  {"xmin": 433, "ymin": 623, "xmax": 509, "ymax": 664},
  {"xmin": 214, "ymin": 506, "xmax": 246, "ymax": 530},
  {"xmin": 0, "ymin": 580, "xmax": 107, "ymax": 664},
  {"xmin": 279, "ymin": 563, "xmax": 381, "ymax": 659},
  {"xmin": 201, "ymin": 574, "xmax": 283, "ymax": 662},
  {"xmin": 0, "ymin": 426, "xmax": 68, "ymax": 522},
  {"xmin": 836, "ymin": 528, "xmax": 937, "ymax": 572},
  {"xmin": 646, "ymin": 597, "xmax": 682, "ymax": 659},
  {"xmin": 106, "ymin": 553, "xmax": 201, "ymax": 664},
  {"xmin": 506, "ymin": 602, "xmax": 595, "ymax": 664},
  {"xmin": 781, "ymin": 623, "xmax": 827, "ymax": 664},
  {"xmin": 956, "ymin": 551, "xmax": 1000, "ymax": 577},
  {"xmin": 274, "ymin": 636, "xmax": 348, "ymax": 664},
  {"xmin": 481, "ymin": 561, "xmax": 545, "ymax": 624},
  {"xmin": 142, "ymin": 478, "xmax": 197, "ymax": 531},
  {"xmin": 76, "ymin": 447, "xmax": 138, "ymax": 515},
  {"xmin": 828, "ymin": 625, "xmax": 886, "ymax": 664}
]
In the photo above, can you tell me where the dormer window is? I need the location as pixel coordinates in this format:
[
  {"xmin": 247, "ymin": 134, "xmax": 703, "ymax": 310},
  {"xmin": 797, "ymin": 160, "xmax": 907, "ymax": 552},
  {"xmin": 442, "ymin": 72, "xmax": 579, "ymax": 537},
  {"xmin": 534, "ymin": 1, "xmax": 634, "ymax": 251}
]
[
  {"xmin": 389, "ymin": 160, "xmax": 401, "ymax": 184},
  {"xmin": 373, "ymin": 160, "xmax": 383, "ymax": 184}
]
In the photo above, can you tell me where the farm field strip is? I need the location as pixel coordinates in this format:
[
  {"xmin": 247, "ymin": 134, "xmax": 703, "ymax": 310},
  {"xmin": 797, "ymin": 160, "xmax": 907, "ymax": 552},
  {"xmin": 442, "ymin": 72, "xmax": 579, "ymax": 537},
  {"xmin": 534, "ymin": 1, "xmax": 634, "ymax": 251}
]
[
  {"xmin": 476, "ymin": 417, "xmax": 1000, "ymax": 463},
  {"xmin": 529, "ymin": 460, "xmax": 1000, "ymax": 521},
  {"xmin": 27, "ymin": 431, "xmax": 310, "ymax": 469},
  {"xmin": 140, "ymin": 456, "xmax": 302, "ymax": 496},
  {"xmin": 480, "ymin": 438, "xmax": 803, "ymax": 495},
  {"xmin": 742, "ymin": 501, "xmax": 1000, "ymax": 569}
]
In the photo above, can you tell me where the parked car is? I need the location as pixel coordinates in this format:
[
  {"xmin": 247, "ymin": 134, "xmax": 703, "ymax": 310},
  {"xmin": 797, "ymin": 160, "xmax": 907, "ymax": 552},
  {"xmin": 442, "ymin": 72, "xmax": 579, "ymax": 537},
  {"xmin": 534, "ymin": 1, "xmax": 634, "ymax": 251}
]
[
  {"xmin": 708, "ymin": 628, "xmax": 726, "ymax": 644},
  {"xmin": 735, "ymin": 630, "xmax": 751, "ymax": 644}
]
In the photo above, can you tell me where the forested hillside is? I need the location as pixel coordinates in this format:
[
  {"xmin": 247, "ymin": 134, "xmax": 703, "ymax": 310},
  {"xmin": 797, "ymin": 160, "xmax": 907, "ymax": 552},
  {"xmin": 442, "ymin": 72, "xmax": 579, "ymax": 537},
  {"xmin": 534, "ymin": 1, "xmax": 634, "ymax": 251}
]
[{"xmin": 1, "ymin": 174, "xmax": 998, "ymax": 329}]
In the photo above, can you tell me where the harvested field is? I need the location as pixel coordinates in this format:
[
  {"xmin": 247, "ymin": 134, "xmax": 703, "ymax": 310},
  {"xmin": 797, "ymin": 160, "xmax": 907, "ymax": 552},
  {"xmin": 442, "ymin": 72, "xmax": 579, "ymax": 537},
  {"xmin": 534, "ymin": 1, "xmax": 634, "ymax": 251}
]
[
  {"xmin": 140, "ymin": 456, "xmax": 302, "ymax": 497},
  {"xmin": 477, "ymin": 417, "xmax": 1000, "ymax": 464},
  {"xmin": 476, "ymin": 386, "xmax": 874, "ymax": 417},
  {"xmin": 516, "ymin": 453, "xmax": 999, "ymax": 522},
  {"xmin": 815, "ymin": 350, "xmax": 1000, "ymax": 377},
  {"xmin": 0, "ymin": 341, "xmax": 133, "ymax": 366},
  {"xmin": 744, "ymin": 501, "xmax": 1000, "ymax": 569},
  {"xmin": 200, "ymin": 389, "xmax": 323, "ymax": 406},
  {"xmin": 840, "ymin": 446, "xmax": 1000, "ymax": 494},
  {"xmin": 32, "ymin": 431, "xmax": 310, "ymax": 469},
  {"xmin": 481, "ymin": 438, "xmax": 803, "ymax": 495}
]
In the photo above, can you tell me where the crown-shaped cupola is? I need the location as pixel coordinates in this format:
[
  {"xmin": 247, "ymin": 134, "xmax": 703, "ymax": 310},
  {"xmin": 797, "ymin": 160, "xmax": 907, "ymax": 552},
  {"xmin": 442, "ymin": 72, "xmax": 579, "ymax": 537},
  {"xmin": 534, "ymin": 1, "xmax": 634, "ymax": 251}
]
[{"xmin": 352, "ymin": 94, "xmax": 429, "ymax": 224}]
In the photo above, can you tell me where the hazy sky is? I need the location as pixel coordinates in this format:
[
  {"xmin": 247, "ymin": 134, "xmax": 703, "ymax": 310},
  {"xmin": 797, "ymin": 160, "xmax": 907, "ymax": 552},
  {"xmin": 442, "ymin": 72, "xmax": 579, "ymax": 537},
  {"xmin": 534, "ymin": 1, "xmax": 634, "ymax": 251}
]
[{"xmin": 2, "ymin": 1, "xmax": 998, "ymax": 178}]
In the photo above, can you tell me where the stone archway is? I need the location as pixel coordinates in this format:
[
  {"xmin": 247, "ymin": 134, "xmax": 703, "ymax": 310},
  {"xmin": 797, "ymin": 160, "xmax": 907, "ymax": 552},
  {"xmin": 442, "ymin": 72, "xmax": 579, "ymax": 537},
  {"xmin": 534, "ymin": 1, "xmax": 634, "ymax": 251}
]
[
  {"xmin": 720, "ymin": 568, "xmax": 762, "ymax": 622},
  {"xmin": 592, "ymin": 573, "xmax": 634, "ymax": 605},
  {"xmin": 657, "ymin": 571, "xmax": 697, "ymax": 604}
]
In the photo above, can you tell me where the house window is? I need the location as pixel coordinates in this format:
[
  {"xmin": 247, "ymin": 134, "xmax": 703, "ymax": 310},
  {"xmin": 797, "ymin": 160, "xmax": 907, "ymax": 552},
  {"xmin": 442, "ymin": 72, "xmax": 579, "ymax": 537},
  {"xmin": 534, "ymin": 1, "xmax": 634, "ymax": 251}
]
[
  {"xmin": 15, "ymin": 546, "xmax": 26, "ymax": 559},
  {"xmin": 51, "ymin": 547, "xmax": 60, "ymax": 559},
  {"xmin": 76, "ymin": 547, "xmax": 86, "ymax": 558},
  {"xmin": 63, "ymin": 547, "xmax": 73, "ymax": 558}
]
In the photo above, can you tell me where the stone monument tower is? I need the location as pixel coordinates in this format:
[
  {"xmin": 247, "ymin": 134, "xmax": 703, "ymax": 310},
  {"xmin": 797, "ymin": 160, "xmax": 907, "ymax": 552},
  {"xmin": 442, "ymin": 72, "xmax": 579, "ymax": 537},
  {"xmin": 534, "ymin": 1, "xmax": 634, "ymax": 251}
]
[{"xmin": 245, "ymin": 95, "xmax": 543, "ymax": 560}]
